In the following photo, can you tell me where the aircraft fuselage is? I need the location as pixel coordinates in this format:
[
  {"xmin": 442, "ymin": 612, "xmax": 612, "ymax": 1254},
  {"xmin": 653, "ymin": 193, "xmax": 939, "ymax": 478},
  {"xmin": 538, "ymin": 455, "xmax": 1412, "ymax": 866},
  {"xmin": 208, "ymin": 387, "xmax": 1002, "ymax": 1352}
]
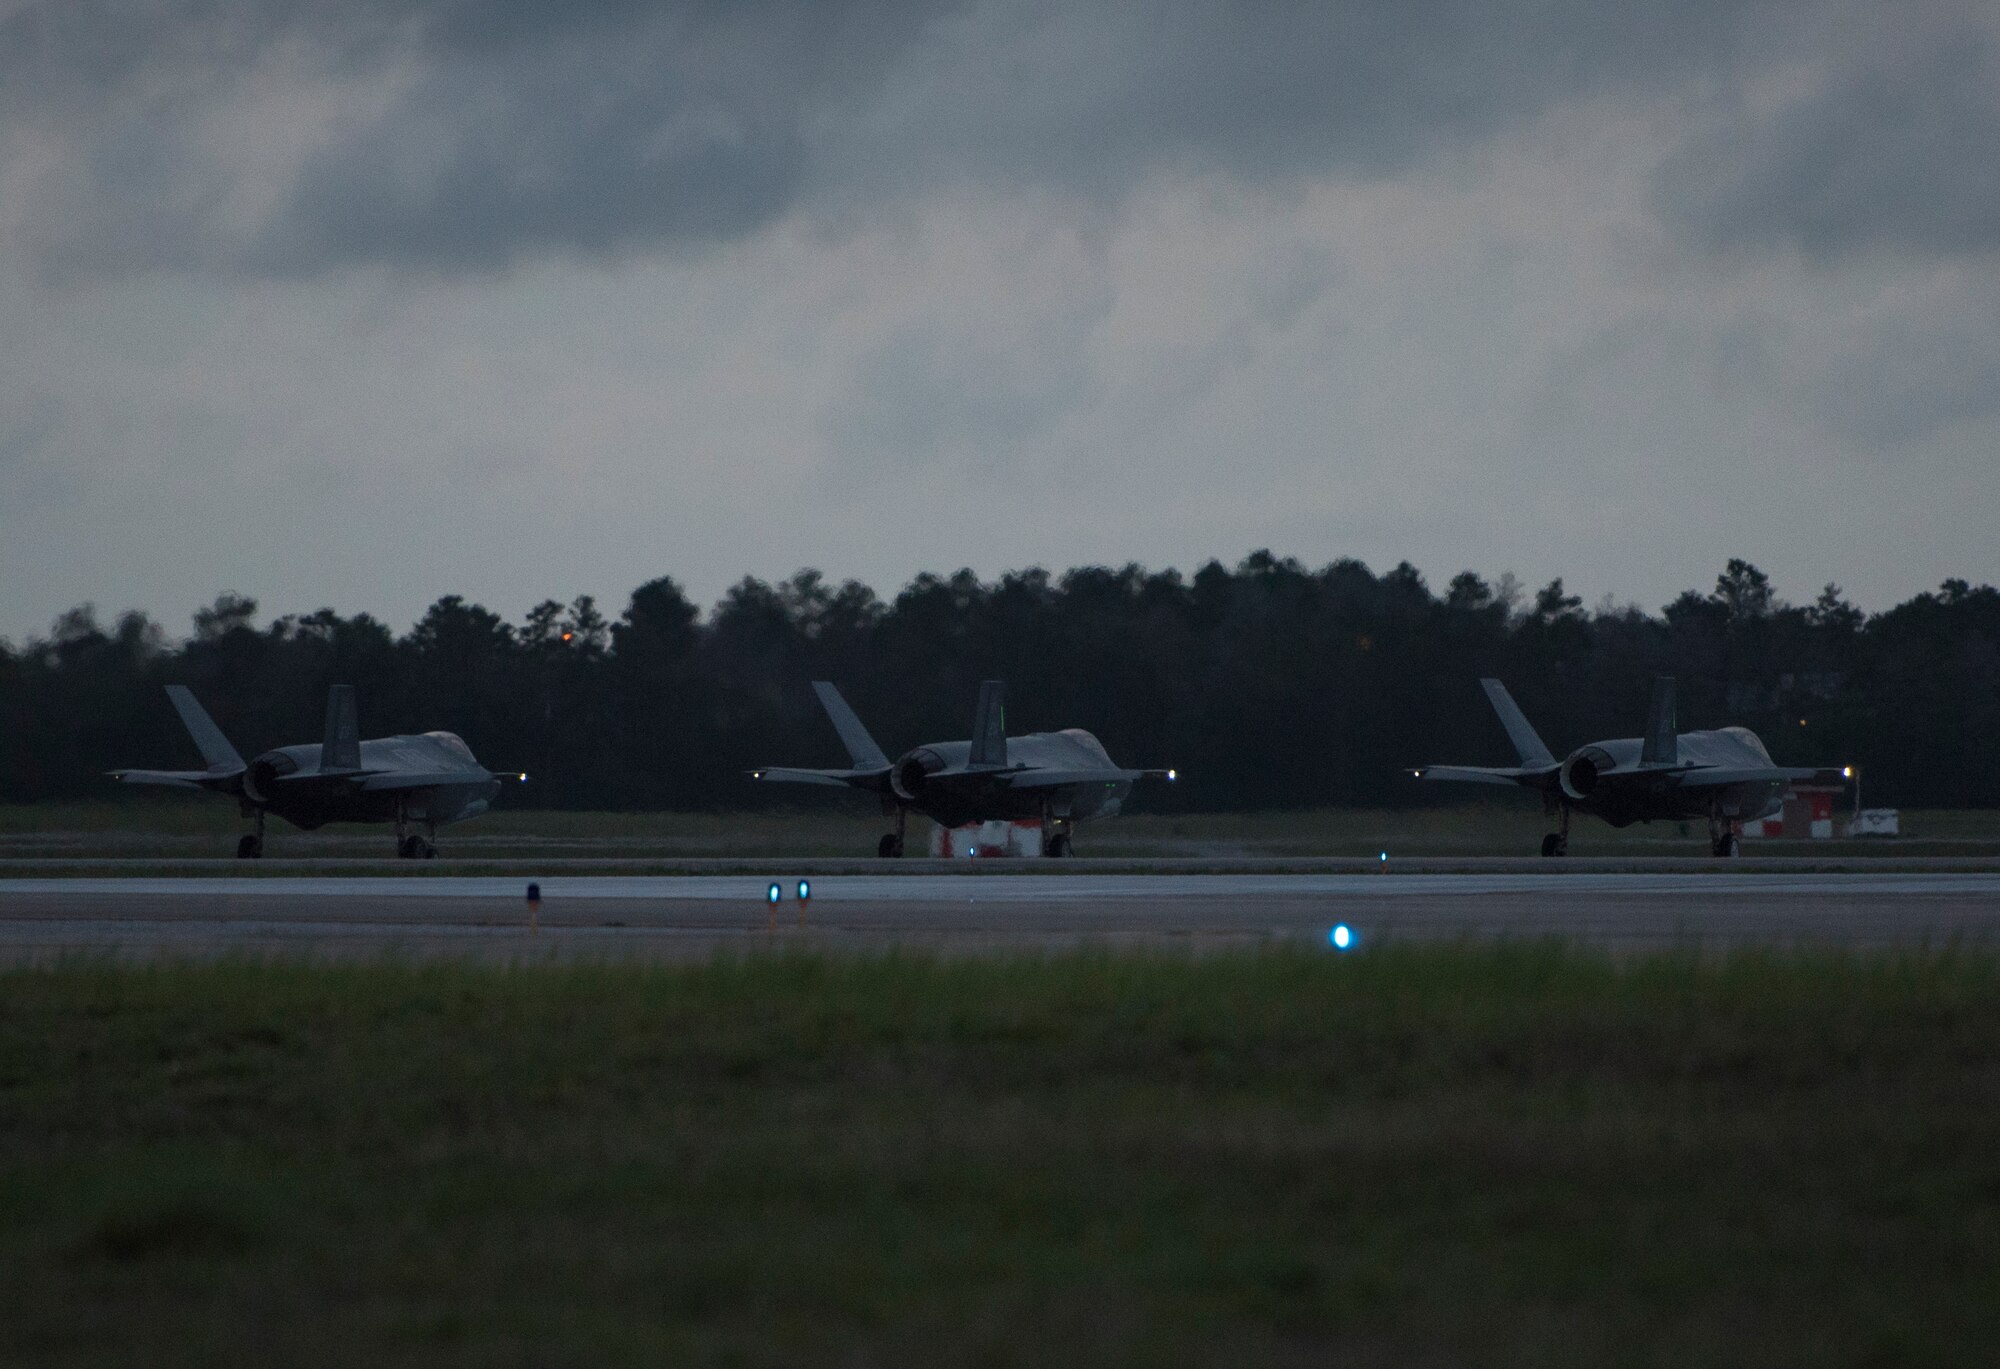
[{"xmin": 891, "ymin": 728, "xmax": 1134, "ymax": 829}]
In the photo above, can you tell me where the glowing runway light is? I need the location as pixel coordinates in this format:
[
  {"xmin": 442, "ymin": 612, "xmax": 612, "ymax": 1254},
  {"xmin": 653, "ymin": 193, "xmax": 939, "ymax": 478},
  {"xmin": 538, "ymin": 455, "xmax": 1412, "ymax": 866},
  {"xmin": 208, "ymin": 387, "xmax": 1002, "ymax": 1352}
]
[
  {"xmin": 767, "ymin": 882, "xmax": 782, "ymax": 905},
  {"xmin": 797, "ymin": 879, "xmax": 812, "ymax": 902},
  {"xmin": 1330, "ymin": 923, "xmax": 1356, "ymax": 952}
]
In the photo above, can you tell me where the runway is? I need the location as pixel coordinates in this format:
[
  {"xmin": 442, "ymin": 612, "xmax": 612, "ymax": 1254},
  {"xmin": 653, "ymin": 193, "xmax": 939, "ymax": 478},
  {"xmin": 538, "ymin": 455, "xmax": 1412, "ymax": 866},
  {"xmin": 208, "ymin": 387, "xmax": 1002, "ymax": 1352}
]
[{"xmin": 3, "ymin": 871, "xmax": 1999, "ymax": 959}]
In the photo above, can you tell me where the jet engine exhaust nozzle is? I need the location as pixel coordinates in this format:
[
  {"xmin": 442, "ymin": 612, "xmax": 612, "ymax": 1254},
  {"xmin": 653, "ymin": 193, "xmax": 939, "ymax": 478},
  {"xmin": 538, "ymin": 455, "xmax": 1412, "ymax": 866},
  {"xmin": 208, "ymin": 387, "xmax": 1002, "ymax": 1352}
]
[
  {"xmin": 243, "ymin": 753, "xmax": 298, "ymax": 804},
  {"xmin": 891, "ymin": 748, "xmax": 945, "ymax": 803},
  {"xmin": 1559, "ymin": 747, "xmax": 1614, "ymax": 802}
]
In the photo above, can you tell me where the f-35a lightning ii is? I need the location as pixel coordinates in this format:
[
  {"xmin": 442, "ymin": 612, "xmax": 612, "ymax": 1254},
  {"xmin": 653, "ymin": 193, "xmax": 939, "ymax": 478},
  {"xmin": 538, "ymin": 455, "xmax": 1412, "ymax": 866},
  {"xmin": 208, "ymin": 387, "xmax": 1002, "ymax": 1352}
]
[
  {"xmin": 1416, "ymin": 677, "xmax": 1833, "ymax": 857},
  {"xmin": 751, "ymin": 680, "xmax": 1175, "ymax": 856},
  {"xmin": 110, "ymin": 684, "xmax": 522, "ymax": 858}
]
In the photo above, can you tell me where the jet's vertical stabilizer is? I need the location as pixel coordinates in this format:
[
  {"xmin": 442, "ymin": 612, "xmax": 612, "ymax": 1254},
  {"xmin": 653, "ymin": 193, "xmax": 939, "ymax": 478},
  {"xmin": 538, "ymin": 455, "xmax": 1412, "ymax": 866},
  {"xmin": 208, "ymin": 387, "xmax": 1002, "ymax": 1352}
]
[
  {"xmin": 968, "ymin": 680, "xmax": 1008, "ymax": 769},
  {"xmin": 811, "ymin": 681, "xmax": 891, "ymax": 771},
  {"xmin": 1641, "ymin": 676, "xmax": 1678, "ymax": 767},
  {"xmin": 322, "ymin": 684, "xmax": 362, "ymax": 772},
  {"xmin": 164, "ymin": 685, "xmax": 246, "ymax": 773},
  {"xmin": 1479, "ymin": 679, "xmax": 1555, "ymax": 767}
]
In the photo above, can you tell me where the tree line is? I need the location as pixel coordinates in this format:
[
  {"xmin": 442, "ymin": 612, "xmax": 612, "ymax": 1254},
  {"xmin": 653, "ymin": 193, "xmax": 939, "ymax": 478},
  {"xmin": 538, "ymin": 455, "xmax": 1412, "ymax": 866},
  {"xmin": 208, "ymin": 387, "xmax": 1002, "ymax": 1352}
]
[{"xmin": 3, "ymin": 554, "xmax": 1996, "ymax": 811}]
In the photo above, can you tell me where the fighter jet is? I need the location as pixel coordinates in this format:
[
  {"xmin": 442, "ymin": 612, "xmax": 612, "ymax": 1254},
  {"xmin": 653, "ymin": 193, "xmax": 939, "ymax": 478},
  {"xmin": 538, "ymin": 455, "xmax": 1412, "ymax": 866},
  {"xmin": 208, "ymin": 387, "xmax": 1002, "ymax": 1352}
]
[
  {"xmin": 1415, "ymin": 676, "xmax": 1831, "ymax": 857},
  {"xmin": 750, "ymin": 680, "xmax": 1175, "ymax": 856},
  {"xmin": 110, "ymin": 684, "xmax": 521, "ymax": 858}
]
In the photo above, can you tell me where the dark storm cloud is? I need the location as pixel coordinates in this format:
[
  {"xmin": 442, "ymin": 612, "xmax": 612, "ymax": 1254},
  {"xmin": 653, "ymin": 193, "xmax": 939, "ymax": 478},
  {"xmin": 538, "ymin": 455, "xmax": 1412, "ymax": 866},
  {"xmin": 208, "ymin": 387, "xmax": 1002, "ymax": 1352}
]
[
  {"xmin": 9, "ymin": 0, "xmax": 1851, "ymax": 277},
  {"xmin": 1659, "ymin": 25, "xmax": 2000, "ymax": 260}
]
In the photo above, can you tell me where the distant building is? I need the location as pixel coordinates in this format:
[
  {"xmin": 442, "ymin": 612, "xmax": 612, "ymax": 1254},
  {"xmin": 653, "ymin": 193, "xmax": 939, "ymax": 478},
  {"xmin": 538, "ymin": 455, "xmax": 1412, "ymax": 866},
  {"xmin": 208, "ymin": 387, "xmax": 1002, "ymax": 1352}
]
[
  {"xmin": 930, "ymin": 818, "xmax": 1045, "ymax": 858},
  {"xmin": 1846, "ymin": 809, "xmax": 1901, "ymax": 837},
  {"xmin": 1743, "ymin": 768, "xmax": 1853, "ymax": 839}
]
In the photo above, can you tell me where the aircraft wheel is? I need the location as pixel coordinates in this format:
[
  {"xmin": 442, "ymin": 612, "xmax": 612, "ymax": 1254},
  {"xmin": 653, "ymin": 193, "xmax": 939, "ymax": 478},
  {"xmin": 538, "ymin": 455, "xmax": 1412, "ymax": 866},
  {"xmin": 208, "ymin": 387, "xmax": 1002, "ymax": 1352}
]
[
  {"xmin": 1540, "ymin": 833, "xmax": 1565, "ymax": 858},
  {"xmin": 877, "ymin": 833, "xmax": 903, "ymax": 859},
  {"xmin": 417, "ymin": 838, "xmax": 437, "ymax": 860},
  {"xmin": 1045, "ymin": 833, "xmax": 1073, "ymax": 858},
  {"xmin": 397, "ymin": 835, "xmax": 420, "ymax": 860},
  {"xmin": 236, "ymin": 834, "xmax": 263, "ymax": 859},
  {"xmin": 1718, "ymin": 834, "xmax": 1741, "ymax": 858}
]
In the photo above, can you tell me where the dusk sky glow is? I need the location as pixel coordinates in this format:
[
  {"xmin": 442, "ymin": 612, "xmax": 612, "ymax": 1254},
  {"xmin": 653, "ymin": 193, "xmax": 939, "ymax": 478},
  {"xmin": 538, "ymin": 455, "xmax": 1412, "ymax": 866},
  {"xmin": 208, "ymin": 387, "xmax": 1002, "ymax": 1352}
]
[{"xmin": 2, "ymin": 0, "xmax": 1995, "ymax": 641}]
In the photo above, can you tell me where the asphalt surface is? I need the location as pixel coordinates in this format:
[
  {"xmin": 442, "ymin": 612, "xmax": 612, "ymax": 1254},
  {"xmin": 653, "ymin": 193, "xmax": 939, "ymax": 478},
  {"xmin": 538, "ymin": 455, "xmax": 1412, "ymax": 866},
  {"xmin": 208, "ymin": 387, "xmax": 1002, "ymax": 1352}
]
[{"xmin": 3, "ymin": 871, "xmax": 1999, "ymax": 960}]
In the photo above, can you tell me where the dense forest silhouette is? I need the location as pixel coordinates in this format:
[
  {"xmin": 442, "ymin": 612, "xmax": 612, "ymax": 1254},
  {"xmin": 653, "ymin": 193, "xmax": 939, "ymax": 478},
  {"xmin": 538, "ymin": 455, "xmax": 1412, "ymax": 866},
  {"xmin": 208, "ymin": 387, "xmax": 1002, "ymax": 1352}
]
[{"xmin": 4, "ymin": 554, "xmax": 1995, "ymax": 811}]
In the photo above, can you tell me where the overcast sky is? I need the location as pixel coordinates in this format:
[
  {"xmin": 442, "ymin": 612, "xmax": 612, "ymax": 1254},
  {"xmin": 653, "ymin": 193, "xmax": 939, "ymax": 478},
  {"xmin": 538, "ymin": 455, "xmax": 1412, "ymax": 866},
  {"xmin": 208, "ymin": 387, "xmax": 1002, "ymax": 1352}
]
[{"xmin": 2, "ymin": 0, "xmax": 1995, "ymax": 642}]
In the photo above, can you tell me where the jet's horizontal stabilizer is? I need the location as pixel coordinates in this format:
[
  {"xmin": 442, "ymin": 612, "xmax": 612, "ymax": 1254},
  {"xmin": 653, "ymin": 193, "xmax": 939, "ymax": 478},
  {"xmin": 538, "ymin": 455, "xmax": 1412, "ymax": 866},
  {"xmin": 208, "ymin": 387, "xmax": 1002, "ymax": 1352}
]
[
  {"xmin": 164, "ymin": 685, "xmax": 246, "ymax": 774},
  {"xmin": 1641, "ymin": 677, "xmax": 1677, "ymax": 767},
  {"xmin": 811, "ymin": 682, "xmax": 890, "ymax": 771},
  {"xmin": 1416, "ymin": 763, "xmax": 1560, "ymax": 789},
  {"xmin": 1479, "ymin": 679, "xmax": 1555, "ymax": 768}
]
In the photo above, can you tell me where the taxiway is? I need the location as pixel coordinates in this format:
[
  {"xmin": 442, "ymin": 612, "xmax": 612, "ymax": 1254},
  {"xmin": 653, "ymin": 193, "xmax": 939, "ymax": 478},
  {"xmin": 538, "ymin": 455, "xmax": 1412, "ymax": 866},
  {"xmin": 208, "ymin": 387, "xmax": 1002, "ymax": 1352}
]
[{"xmin": 2, "ymin": 870, "xmax": 1997, "ymax": 960}]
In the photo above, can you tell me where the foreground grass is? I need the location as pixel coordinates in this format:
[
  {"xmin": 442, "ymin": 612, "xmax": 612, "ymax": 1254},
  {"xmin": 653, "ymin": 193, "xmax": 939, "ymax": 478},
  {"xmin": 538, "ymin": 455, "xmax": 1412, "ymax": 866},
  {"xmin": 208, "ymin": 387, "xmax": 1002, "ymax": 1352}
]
[{"xmin": 3, "ymin": 949, "xmax": 1999, "ymax": 1366}]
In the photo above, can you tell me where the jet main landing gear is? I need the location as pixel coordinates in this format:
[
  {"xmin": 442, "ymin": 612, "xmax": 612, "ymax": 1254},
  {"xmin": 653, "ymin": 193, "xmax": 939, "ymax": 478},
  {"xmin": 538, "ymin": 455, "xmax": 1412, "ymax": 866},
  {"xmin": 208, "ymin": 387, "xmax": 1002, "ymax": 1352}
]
[
  {"xmin": 1540, "ymin": 803, "xmax": 1571, "ymax": 858},
  {"xmin": 236, "ymin": 805, "xmax": 267, "ymax": 859},
  {"xmin": 878, "ymin": 805, "xmax": 908, "ymax": 858}
]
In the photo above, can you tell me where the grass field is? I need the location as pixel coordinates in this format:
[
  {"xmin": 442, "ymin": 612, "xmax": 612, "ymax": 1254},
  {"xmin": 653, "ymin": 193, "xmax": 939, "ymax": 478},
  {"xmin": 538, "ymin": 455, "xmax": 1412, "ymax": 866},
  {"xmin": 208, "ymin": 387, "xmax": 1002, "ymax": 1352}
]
[
  {"xmin": 3, "ymin": 948, "xmax": 1998, "ymax": 1366},
  {"xmin": 4, "ymin": 800, "xmax": 1998, "ymax": 861}
]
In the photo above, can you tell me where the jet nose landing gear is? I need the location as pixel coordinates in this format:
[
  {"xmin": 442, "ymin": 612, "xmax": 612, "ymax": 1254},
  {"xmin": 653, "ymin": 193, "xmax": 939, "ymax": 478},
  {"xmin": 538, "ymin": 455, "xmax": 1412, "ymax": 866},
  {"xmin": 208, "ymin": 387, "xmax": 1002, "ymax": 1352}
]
[
  {"xmin": 1707, "ymin": 811, "xmax": 1743, "ymax": 858},
  {"xmin": 393, "ymin": 802, "xmax": 438, "ymax": 859}
]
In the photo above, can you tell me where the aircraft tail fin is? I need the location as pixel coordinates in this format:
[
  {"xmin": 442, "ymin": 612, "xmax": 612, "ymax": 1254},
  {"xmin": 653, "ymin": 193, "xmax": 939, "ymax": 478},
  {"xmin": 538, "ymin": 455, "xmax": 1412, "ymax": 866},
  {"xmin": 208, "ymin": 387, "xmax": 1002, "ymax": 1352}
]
[
  {"xmin": 1641, "ymin": 676, "xmax": 1678, "ymax": 766},
  {"xmin": 1479, "ymin": 679, "xmax": 1555, "ymax": 767},
  {"xmin": 968, "ymin": 680, "xmax": 1008, "ymax": 769},
  {"xmin": 163, "ymin": 685, "xmax": 246, "ymax": 773},
  {"xmin": 321, "ymin": 684, "xmax": 361, "ymax": 772},
  {"xmin": 811, "ymin": 681, "xmax": 890, "ymax": 771}
]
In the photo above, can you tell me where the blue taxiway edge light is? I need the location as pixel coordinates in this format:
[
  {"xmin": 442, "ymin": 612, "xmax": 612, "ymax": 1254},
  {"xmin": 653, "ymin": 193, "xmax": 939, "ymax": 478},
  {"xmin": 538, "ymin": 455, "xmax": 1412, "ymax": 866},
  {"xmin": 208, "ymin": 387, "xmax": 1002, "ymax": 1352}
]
[
  {"xmin": 1330, "ymin": 923, "xmax": 1355, "ymax": 951},
  {"xmin": 767, "ymin": 882, "xmax": 782, "ymax": 904},
  {"xmin": 797, "ymin": 879, "xmax": 812, "ymax": 902}
]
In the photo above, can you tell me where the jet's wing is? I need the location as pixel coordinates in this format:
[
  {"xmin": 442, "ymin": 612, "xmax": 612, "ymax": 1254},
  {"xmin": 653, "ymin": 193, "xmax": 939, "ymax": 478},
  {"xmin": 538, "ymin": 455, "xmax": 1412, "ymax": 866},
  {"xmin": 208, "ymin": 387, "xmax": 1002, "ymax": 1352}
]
[
  {"xmin": 1002, "ymin": 768, "xmax": 1162, "ymax": 789},
  {"xmin": 107, "ymin": 768, "xmax": 232, "ymax": 790},
  {"xmin": 357, "ymin": 770, "xmax": 518, "ymax": 791},
  {"xmin": 1671, "ymin": 766, "xmax": 1819, "ymax": 788},
  {"xmin": 749, "ymin": 765, "xmax": 894, "ymax": 791},
  {"xmin": 272, "ymin": 769, "xmax": 512, "ymax": 791},
  {"xmin": 1415, "ymin": 763, "xmax": 1561, "ymax": 789}
]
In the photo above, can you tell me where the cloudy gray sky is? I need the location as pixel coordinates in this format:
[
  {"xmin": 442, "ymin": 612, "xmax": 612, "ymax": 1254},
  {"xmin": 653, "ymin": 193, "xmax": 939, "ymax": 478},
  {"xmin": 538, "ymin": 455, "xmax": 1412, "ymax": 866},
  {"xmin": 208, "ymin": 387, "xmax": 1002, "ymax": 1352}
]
[{"xmin": 2, "ymin": 0, "xmax": 1995, "ymax": 641}]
